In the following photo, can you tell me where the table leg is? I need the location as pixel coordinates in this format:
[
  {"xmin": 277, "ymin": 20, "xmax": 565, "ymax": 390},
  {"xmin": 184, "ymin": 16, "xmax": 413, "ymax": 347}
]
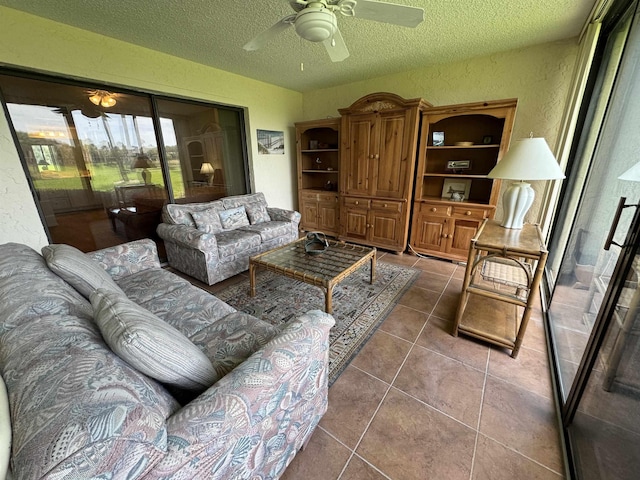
[
  {"xmin": 325, "ymin": 284, "xmax": 334, "ymax": 314},
  {"xmin": 249, "ymin": 262, "xmax": 256, "ymax": 297},
  {"xmin": 370, "ymin": 250, "xmax": 376, "ymax": 284}
]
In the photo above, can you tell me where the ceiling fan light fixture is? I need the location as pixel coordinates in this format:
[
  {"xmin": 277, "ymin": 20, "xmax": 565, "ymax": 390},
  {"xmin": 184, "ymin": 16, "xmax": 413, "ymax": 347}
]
[
  {"xmin": 295, "ymin": 9, "xmax": 337, "ymax": 42},
  {"xmin": 88, "ymin": 90, "xmax": 117, "ymax": 108}
]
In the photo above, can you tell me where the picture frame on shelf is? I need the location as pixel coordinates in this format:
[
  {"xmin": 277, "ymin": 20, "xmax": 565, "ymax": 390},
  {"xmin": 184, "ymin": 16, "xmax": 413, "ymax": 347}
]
[
  {"xmin": 433, "ymin": 131, "xmax": 445, "ymax": 146},
  {"xmin": 442, "ymin": 178, "xmax": 471, "ymax": 201}
]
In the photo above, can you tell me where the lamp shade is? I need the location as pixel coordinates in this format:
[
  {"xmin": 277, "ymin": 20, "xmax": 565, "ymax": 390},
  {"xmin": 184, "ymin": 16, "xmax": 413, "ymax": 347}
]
[
  {"xmin": 132, "ymin": 154, "xmax": 153, "ymax": 169},
  {"xmin": 488, "ymin": 137, "xmax": 564, "ymax": 229},
  {"xmin": 488, "ymin": 137, "xmax": 565, "ymax": 180},
  {"xmin": 618, "ymin": 161, "xmax": 640, "ymax": 182},
  {"xmin": 200, "ymin": 162, "xmax": 215, "ymax": 175}
]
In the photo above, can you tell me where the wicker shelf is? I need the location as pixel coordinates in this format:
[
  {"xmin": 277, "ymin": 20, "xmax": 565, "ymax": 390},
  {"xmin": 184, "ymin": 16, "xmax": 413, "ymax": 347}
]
[{"xmin": 453, "ymin": 219, "xmax": 548, "ymax": 358}]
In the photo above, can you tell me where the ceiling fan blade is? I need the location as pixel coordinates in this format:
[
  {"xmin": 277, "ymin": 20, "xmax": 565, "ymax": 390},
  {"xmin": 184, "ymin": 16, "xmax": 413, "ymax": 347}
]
[
  {"xmin": 351, "ymin": 0, "xmax": 424, "ymax": 28},
  {"xmin": 243, "ymin": 14, "xmax": 296, "ymax": 51},
  {"xmin": 322, "ymin": 27, "xmax": 350, "ymax": 62}
]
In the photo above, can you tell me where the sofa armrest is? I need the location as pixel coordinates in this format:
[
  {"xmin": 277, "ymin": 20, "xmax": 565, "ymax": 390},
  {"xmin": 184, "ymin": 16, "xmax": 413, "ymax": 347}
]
[
  {"xmin": 156, "ymin": 223, "xmax": 218, "ymax": 253},
  {"xmin": 87, "ymin": 239, "xmax": 161, "ymax": 280},
  {"xmin": 267, "ymin": 207, "xmax": 301, "ymax": 225},
  {"xmin": 156, "ymin": 310, "xmax": 334, "ymax": 478}
]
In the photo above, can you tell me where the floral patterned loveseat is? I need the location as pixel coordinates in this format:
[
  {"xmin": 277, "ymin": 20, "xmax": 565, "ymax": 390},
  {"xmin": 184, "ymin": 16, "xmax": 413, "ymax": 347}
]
[
  {"xmin": 0, "ymin": 239, "xmax": 333, "ymax": 479},
  {"xmin": 157, "ymin": 192, "xmax": 301, "ymax": 285}
]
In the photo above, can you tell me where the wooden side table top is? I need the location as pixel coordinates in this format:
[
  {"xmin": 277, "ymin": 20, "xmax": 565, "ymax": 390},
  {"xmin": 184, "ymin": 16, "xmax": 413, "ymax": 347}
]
[{"xmin": 473, "ymin": 220, "xmax": 547, "ymax": 257}]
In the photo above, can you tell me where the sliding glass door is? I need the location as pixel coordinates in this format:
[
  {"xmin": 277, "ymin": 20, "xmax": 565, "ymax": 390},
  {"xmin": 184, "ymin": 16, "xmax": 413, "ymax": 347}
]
[
  {"xmin": 545, "ymin": 1, "xmax": 640, "ymax": 477},
  {"xmin": 0, "ymin": 71, "xmax": 248, "ymax": 255}
]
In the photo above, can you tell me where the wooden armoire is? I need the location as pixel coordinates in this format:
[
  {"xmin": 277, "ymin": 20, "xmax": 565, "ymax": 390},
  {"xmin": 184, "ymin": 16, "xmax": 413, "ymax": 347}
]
[{"xmin": 337, "ymin": 92, "xmax": 431, "ymax": 253}]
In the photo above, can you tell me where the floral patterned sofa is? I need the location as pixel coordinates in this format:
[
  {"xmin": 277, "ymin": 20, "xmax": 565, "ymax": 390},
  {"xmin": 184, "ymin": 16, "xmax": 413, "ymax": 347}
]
[
  {"xmin": 0, "ymin": 239, "xmax": 333, "ymax": 479},
  {"xmin": 157, "ymin": 192, "xmax": 301, "ymax": 285}
]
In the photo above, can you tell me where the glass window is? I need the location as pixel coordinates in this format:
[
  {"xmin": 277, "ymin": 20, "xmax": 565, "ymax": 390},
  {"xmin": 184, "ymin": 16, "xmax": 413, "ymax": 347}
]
[
  {"xmin": 0, "ymin": 72, "xmax": 248, "ymax": 255},
  {"xmin": 155, "ymin": 97, "xmax": 248, "ymax": 204}
]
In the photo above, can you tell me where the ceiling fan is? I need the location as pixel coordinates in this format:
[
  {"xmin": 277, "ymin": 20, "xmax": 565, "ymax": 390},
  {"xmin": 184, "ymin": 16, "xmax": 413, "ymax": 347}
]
[{"xmin": 243, "ymin": 0, "xmax": 424, "ymax": 62}]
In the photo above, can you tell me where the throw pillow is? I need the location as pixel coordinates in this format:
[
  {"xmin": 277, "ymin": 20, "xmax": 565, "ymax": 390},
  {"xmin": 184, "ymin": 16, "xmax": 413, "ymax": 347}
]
[
  {"xmin": 191, "ymin": 207, "xmax": 224, "ymax": 234},
  {"xmin": 42, "ymin": 244, "xmax": 124, "ymax": 299},
  {"xmin": 218, "ymin": 206, "xmax": 250, "ymax": 229},
  {"xmin": 90, "ymin": 289, "xmax": 217, "ymax": 390},
  {"xmin": 245, "ymin": 202, "xmax": 271, "ymax": 225}
]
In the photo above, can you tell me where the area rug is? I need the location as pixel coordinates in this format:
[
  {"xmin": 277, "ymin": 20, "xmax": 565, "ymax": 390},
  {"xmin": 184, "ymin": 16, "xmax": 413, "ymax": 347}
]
[{"xmin": 214, "ymin": 260, "xmax": 419, "ymax": 386}]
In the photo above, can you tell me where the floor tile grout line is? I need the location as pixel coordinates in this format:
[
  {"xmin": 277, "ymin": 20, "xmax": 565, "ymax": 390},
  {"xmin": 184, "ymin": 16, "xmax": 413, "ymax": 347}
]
[
  {"xmin": 351, "ymin": 453, "xmax": 395, "ymax": 480},
  {"xmin": 477, "ymin": 431, "xmax": 565, "ymax": 477},
  {"xmin": 338, "ymin": 342, "xmax": 418, "ymax": 480},
  {"xmin": 484, "ymin": 370, "xmax": 554, "ymax": 402},
  {"xmin": 416, "ymin": 340, "xmax": 490, "ymax": 375},
  {"xmin": 469, "ymin": 346, "xmax": 491, "ymax": 479}
]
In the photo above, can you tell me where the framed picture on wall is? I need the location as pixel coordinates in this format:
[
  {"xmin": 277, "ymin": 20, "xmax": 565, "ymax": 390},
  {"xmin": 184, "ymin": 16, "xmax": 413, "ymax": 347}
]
[{"xmin": 257, "ymin": 129, "xmax": 285, "ymax": 154}]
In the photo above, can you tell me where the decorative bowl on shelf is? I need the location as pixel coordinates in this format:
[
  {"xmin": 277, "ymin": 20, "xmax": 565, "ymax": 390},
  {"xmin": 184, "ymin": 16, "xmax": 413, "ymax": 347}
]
[{"xmin": 455, "ymin": 141, "xmax": 474, "ymax": 146}]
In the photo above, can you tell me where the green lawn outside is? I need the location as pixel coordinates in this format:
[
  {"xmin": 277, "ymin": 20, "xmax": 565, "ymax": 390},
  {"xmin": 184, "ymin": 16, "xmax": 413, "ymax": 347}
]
[{"xmin": 33, "ymin": 164, "xmax": 186, "ymax": 197}]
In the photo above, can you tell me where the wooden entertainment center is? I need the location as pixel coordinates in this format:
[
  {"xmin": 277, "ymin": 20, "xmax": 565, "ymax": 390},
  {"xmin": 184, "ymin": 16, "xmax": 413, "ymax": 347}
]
[{"xmin": 295, "ymin": 92, "xmax": 518, "ymax": 260}]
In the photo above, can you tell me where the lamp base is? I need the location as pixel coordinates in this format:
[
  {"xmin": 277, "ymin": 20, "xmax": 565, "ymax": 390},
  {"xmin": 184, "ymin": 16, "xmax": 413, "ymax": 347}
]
[{"xmin": 501, "ymin": 181, "xmax": 534, "ymax": 229}]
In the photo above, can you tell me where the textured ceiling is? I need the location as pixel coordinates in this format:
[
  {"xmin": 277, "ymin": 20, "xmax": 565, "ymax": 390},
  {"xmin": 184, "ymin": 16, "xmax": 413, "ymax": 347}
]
[{"xmin": 0, "ymin": 0, "xmax": 596, "ymax": 92}]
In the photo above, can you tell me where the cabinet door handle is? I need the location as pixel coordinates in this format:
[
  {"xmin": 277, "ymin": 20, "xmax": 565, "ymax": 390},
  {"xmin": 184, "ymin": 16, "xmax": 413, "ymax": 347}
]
[
  {"xmin": 375, "ymin": 154, "xmax": 379, "ymax": 160},
  {"xmin": 354, "ymin": 200, "xmax": 359, "ymax": 205},
  {"xmin": 465, "ymin": 211, "xmax": 471, "ymax": 216},
  {"xmin": 430, "ymin": 207, "xmax": 437, "ymax": 212},
  {"xmin": 384, "ymin": 203, "xmax": 388, "ymax": 208},
  {"xmin": 369, "ymin": 154, "xmax": 374, "ymax": 159},
  {"xmin": 442, "ymin": 234, "xmax": 448, "ymax": 238}
]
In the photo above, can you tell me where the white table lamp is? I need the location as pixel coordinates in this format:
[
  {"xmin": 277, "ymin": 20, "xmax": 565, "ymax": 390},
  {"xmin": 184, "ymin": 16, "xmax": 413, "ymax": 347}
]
[
  {"xmin": 132, "ymin": 153, "xmax": 154, "ymax": 185},
  {"xmin": 488, "ymin": 137, "xmax": 565, "ymax": 229},
  {"xmin": 200, "ymin": 162, "xmax": 215, "ymax": 185}
]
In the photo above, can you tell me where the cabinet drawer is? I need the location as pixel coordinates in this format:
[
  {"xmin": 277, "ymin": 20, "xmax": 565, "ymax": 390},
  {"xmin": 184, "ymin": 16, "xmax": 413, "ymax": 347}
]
[
  {"xmin": 301, "ymin": 191, "xmax": 318, "ymax": 201},
  {"xmin": 316, "ymin": 192, "xmax": 339, "ymax": 203},
  {"xmin": 452, "ymin": 206, "xmax": 488, "ymax": 219},
  {"xmin": 302, "ymin": 191, "xmax": 338, "ymax": 202},
  {"xmin": 370, "ymin": 199, "xmax": 403, "ymax": 213},
  {"xmin": 420, "ymin": 202, "xmax": 451, "ymax": 216},
  {"xmin": 343, "ymin": 197, "xmax": 370, "ymax": 208}
]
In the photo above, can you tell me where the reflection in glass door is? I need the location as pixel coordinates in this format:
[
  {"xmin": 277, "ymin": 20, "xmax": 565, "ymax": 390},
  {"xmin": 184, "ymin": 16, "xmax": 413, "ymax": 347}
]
[
  {"xmin": 545, "ymin": 1, "xmax": 640, "ymax": 477},
  {"xmin": 0, "ymin": 71, "xmax": 249, "ymax": 255}
]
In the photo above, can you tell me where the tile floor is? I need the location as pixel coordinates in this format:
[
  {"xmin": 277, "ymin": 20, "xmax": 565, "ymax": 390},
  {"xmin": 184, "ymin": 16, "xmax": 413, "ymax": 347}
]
[{"xmin": 280, "ymin": 252, "xmax": 566, "ymax": 480}]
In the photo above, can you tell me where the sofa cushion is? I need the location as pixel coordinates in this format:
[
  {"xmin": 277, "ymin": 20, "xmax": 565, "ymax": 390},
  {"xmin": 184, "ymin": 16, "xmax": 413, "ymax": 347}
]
[
  {"xmin": 0, "ymin": 314, "xmax": 178, "ymax": 480},
  {"xmin": 189, "ymin": 311, "xmax": 280, "ymax": 381},
  {"xmin": 90, "ymin": 289, "xmax": 217, "ymax": 390},
  {"xmin": 239, "ymin": 221, "xmax": 292, "ymax": 242},
  {"xmin": 219, "ymin": 206, "xmax": 250, "ymax": 229},
  {"xmin": 41, "ymin": 244, "xmax": 125, "ymax": 299},
  {"xmin": 221, "ymin": 192, "xmax": 266, "ymax": 209},
  {"xmin": 245, "ymin": 202, "xmax": 271, "ymax": 224},
  {"xmin": 140, "ymin": 284, "xmax": 237, "ymax": 338},
  {"xmin": 163, "ymin": 200, "xmax": 224, "ymax": 227},
  {"xmin": 116, "ymin": 268, "xmax": 192, "ymax": 305},
  {"xmin": 215, "ymin": 229, "xmax": 262, "ymax": 258},
  {"xmin": 191, "ymin": 207, "xmax": 224, "ymax": 234}
]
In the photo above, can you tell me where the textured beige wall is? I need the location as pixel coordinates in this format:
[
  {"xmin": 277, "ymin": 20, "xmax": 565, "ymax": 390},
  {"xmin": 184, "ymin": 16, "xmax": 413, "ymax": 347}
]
[
  {"xmin": 302, "ymin": 39, "xmax": 579, "ymax": 225},
  {"xmin": 0, "ymin": 6, "xmax": 302, "ymax": 248}
]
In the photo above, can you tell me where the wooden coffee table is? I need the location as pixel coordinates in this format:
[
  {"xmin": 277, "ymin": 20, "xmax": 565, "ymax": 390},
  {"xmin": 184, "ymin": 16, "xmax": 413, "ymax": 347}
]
[{"xmin": 249, "ymin": 238, "xmax": 376, "ymax": 314}]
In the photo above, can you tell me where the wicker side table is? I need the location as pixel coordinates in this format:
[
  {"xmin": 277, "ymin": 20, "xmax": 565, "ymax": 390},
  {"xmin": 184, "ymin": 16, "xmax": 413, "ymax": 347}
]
[{"xmin": 452, "ymin": 219, "xmax": 548, "ymax": 358}]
